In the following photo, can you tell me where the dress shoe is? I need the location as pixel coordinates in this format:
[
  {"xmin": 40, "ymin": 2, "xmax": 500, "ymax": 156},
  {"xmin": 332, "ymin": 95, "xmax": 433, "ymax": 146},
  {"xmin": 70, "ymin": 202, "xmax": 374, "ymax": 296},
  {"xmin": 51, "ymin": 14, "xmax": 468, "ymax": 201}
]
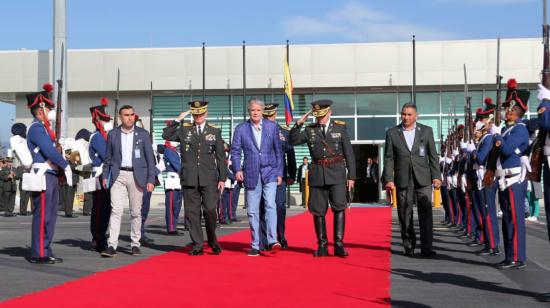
[
  {"xmin": 313, "ymin": 246, "xmax": 329, "ymax": 257},
  {"xmin": 48, "ymin": 256, "xmax": 63, "ymax": 263},
  {"xmin": 280, "ymin": 238, "xmax": 289, "ymax": 250},
  {"xmin": 140, "ymin": 236, "xmax": 155, "ymax": 245},
  {"xmin": 334, "ymin": 244, "xmax": 349, "ymax": 258},
  {"xmin": 404, "ymin": 248, "xmax": 415, "ymax": 257},
  {"xmin": 65, "ymin": 214, "xmax": 78, "ymax": 218},
  {"xmin": 466, "ymin": 241, "xmax": 482, "ymax": 247},
  {"xmin": 494, "ymin": 259, "xmax": 509, "ymax": 267},
  {"xmin": 131, "ymin": 246, "xmax": 142, "ymax": 256},
  {"xmin": 19, "ymin": 213, "xmax": 28, "ymax": 216},
  {"xmin": 268, "ymin": 242, "xmax": 282, "ymax": 252},
  {"xmin": 536, "ymin": 292, "xmax": 550, "ymax": 302},
  {"xmin": 514, "ymin": 261, "xmax": 526, "ymax": 269},
  {"xmin": 496, "ymin": 260, "xmax": 517, "ymax": 269},
  {"xmin": 4, "ymin": 213, "xmax": 16, "ymax": 217},
  {"xmin": 101, "ymin": 246, "xmax": 117, "ymax": 258},
  {"xmin": 420, "ymin": 250, "xmax": 437, "ymax": 258},
  {"xmin": 167, "ymin": 231, "xmax": 180, "ymax": 236},
  {"xmin": 28, "ymin": 257, "xmax": 55, "ymax": 264},
  {"xmin": 490, "ymin": 248, "xmax": 500, "ymax": 256},
  {"xmin": 247, "ymin": 248, "xmax": 260, "ymax": 257},
  {"xmin": 476, "ymin": 248, "xmax": 491, "ymax": 256},
  {"xmin": 188, "ymin": 246, "xmax": 204, "ymax": 256},
  {"xmin": 211, "ymin": 243, "xmax": 222, "ymax": 255}
]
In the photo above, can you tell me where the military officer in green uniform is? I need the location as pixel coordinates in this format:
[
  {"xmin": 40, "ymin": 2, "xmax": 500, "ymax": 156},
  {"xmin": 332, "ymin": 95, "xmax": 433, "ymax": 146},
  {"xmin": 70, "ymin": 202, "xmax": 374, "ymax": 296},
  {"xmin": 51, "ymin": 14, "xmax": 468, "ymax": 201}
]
[
  {"xmin": 290, "ymin": 100, "xmax": 356, "ymax": 257},
  {"xmin": 162, "ymin": 101, "xmax": 227, "ymax": 256}
]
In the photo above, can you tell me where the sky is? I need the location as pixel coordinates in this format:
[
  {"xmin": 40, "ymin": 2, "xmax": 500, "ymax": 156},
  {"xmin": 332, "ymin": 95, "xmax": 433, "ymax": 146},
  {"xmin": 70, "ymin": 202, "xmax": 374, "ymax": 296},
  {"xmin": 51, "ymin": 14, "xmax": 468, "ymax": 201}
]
[
  {"xmin": 0, "ymin": 0, "xmax": 543, "ymax": 50},
  {"xmin": 0, "ymin": 0, "xmax": 543, "ymax": 144}
]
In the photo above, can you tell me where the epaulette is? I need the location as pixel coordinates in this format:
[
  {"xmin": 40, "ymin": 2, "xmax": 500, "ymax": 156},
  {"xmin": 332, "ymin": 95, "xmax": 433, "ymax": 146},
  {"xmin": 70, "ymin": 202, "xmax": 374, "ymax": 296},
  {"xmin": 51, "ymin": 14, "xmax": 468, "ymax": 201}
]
[
  {"xmin": 207, "ymin": 123, "xmax": 219, "ymax": 129},
  {"xmin": 307, "ymin": 123, "xmax": 318, "ymax": 128},
  {"xmin": 183, "ymin": 122, "xmax": 193, "ymax": 127},
  {"xmin": 333, "ymin": 120, "xmax": 346, "ymax": 126},
  {"xmin": 280, "ymin": 124, "xmax": 290, "ymax": 131}
]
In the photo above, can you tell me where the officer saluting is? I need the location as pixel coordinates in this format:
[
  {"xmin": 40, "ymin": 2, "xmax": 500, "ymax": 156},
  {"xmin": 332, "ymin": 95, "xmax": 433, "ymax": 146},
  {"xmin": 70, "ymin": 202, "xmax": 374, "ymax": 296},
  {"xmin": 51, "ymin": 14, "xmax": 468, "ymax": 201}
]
[
  {"xmin": 162, "ymin": 101, "xmax": 227, "ymax": 256},
  {"xmin": 26, "ymin": 83, "xmax": 72, "ymax": 264},
  {"xmin": 290, "ymin": 100, "xmax": 356, "ymax": 257}
]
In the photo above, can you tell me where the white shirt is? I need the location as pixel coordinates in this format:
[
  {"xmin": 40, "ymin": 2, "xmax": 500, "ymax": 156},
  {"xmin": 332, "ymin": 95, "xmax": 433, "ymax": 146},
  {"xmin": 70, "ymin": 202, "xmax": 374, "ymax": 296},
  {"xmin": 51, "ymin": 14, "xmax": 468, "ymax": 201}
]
[
  {"xmin": 252, "ymin": 119, "xmax": 263, "ymax": 147},
  {"xmin": 195, "ymin": 122, "xmax": 206, "ymax": 135},
  {"xmin": 402, "ymin": 123, "xmax": 416, "ymax": 151},
  {"xmin": 319, "ymin": 119, "xmax": 330, "ymax": 136},
  {"xmin": 120, "ymin": 126, "xmax": 134, "ymax": 168}
]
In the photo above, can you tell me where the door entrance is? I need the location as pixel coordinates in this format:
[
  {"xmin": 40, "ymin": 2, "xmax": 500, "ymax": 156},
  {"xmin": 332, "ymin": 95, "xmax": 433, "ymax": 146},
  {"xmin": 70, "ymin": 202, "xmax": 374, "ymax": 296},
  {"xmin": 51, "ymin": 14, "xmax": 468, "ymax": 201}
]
[{"xmin": 352, "ymin": 144, "xmax": 380, "ymax": 203}]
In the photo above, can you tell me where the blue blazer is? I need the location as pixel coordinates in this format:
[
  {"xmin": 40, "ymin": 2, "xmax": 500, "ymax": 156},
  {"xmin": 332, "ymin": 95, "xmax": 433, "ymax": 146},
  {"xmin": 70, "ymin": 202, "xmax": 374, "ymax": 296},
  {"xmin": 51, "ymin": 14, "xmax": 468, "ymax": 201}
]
[
  {"xmin": 102, "ymin": 126, "xmax": 156, "ymax": 188},
  {"xmin": 231, "ymin": 119, "xmax": 283, "ymax": 189}
]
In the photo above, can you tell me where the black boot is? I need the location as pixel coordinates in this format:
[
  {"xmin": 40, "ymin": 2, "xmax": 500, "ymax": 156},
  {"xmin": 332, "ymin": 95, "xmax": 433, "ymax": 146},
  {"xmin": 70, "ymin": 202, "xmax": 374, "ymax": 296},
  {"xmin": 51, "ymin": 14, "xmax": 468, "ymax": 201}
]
[
  {"xmin": 334, "ymin": 211, "xmax": 348, "ymax": 257},
  {"xmin": 313, "ymin": 216, "xmax": 328, "ymax": 257}
]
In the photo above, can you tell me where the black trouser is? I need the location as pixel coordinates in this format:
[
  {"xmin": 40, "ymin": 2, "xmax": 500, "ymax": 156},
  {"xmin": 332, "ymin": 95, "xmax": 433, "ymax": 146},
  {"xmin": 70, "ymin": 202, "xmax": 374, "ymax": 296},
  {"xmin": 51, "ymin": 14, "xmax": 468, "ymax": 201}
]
[
  {"xmin": 19, "ymin": 189, "xmax": 33, "ymax": 215},
  {"xmin": 60, "ymin": 185, "xmax": 76, "ymax": 216},
  {"xmin": 183, "ymin": 185, "xmax": 218, "ymax": 248},
  {"xmin": 365, "ymin": 180, "xmax": 378, "ymax": 202},
  {"xmin": 396, "ymin": 174, "xmax": 433, "ymax": 252},
  {"xmin": 83, "ymin": 192, "xmax": 93, "ymax": 215},
  {"xmin": 3, "ymin": 191, "xmax": 16, "ymax": 215},
  {"xmin": 300, "ymin": 179, "xmax": 307, "ymax": 206},
  {"xmin": 91, "ymin": 187, "xmax": 111, "ymax": 250},
  {"xmin": 308, "ymin": 183, "xmax": 347, "ymax": 217}
]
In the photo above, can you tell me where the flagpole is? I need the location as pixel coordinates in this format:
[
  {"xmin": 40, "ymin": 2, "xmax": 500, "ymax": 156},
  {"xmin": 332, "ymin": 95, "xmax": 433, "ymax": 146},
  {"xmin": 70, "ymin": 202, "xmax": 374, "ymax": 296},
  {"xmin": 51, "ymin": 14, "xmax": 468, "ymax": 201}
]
[
  {"xmin": 202, "ymin": 42, "xmax": 206, "ymax": 101},
  {"xmin": 412, "ymin": 35, "xmax": 416, "ymax": 106},
  {"xmin": 243, "ymin": 40, "xmax": 247, "ymax": 121}
]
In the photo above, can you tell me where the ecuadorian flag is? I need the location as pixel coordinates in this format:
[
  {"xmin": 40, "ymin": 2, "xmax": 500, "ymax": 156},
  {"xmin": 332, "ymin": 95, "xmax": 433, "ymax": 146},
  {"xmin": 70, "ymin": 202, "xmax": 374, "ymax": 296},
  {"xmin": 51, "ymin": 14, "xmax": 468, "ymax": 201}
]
[{"xmin": 283, "ymin": 57, "xmax": 295, "ymax": 125}]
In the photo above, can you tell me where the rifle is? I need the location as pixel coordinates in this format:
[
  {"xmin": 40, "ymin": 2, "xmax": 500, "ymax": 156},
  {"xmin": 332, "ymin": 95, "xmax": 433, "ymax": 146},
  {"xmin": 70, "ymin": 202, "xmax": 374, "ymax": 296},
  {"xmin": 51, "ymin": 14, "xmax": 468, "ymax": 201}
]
[
  {"xmin": 55, "ymin": 43, "xmax": 66, "ymax": 184},
  {"xmin": 463, "ymin": 64, "xmax": 473, "ymax": 142},
  {"xmin": 149, "ymin": 81, "xmax": 154, "ymax": 142},
  {"xmin": 527, "ymin": 0, "xmax": 550, "ymax": 182},
  {"xmin": 113, "ymin": 68, "xmax": 120, "ymax": 127},
  {"xmin": 483, "ymin": 38, "xmax": 504, "ymax": 187}
]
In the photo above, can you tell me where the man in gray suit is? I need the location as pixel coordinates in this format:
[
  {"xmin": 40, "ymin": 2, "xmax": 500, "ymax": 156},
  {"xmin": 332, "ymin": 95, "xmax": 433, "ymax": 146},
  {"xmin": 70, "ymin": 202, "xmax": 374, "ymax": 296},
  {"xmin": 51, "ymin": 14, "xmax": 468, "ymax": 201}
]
[
  {"xmin": 101, "ymin": 105, "xmax": 156, "ymax": 257},
  {"xmin": 383, "ymin": 103, "xmax": 441, "ymax": 258}
]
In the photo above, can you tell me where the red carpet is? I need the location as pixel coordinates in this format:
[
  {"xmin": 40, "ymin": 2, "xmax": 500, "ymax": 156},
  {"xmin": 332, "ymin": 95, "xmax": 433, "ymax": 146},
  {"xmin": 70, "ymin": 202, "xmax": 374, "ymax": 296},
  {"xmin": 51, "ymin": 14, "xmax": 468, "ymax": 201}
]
[{"xmin": 1, "ymin": 207, "xmax": 391, "ymax": 308}]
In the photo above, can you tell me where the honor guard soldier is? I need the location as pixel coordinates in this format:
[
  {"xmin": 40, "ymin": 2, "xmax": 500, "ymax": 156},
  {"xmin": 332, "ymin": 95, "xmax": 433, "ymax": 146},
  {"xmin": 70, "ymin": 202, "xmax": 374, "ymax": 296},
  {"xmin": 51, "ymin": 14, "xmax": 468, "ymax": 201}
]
[
  {"xmin": 74, "ymin": 129, "xmax": 93, "ymax": 216},
  {"xmin": 472, "ymin": 101, "xmax": 500, "ymax": 256},
  {"xmin": 493, "ymin": 79, "xmax": 530, "ymax": 270},
  {"xmin": 26, "ymin": 83, "xmax": 73, "ymax": 264},
  {"xmin": 290, "ymin": 100, "xmax": 356, "ymax": 257},
  {"xmin": 10, "ymin": 123, "xmax": 33, "ymax": 216},
  {"xmin": 258, "ymin": 103, "xmax": 296, "ymax": 249},
  {"xmin": 1, "ymin": 157, "xmax": 17, "ymax": 217},
  {"xmin": 162, "ymin": 101, "xmax": 227, "ymax": 256},
  {"xmin": 89, "ymin": 98, "xmax": 113, "ymax": 252},
  {"xmin": 161, "ymin": 131, "xmax": 184, "ymax": 235}
]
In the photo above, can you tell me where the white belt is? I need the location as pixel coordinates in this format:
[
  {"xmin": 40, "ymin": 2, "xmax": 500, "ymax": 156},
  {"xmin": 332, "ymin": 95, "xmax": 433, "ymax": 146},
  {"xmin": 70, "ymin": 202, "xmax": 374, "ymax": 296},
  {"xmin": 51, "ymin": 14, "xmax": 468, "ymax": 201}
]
[
  {"xmin": 544, "ymin": 146, "xmax": 550, "ymax": 156},
  {"xmin": 92, "ymin": 165, "xmax": 103, "ymax": 178},
  {"xmin": 32, "ymin": 161, "xmax": 57, "ymax": 173},
  {"xmin": 498, "ymin": 174, "xmax": 521, "ymax": 191},
  {"xmin": 166, "ymin": 171, "xmax": 180, "ymax": 179},
  {"xmin": 495, "ymin": 167, "xmax": 521, "ymax": 177}
]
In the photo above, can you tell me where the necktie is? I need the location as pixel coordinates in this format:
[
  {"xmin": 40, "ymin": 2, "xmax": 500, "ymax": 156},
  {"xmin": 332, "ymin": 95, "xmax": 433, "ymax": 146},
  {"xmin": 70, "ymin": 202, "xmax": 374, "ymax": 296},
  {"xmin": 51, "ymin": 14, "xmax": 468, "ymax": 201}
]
[
  {"xmin": 321, "ymin": 124, "xmax": 326, "ymax": 138},
  {"xmin": 198, "ymin": 125, "xmax": 202, "ymax": 135}
]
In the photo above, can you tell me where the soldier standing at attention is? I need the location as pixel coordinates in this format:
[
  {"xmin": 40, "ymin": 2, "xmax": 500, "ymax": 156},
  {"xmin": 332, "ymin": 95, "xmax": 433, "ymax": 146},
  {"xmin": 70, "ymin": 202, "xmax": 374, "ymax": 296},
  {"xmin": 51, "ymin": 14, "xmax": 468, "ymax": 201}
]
[
  {"xmin": 162, "ymin": 101, "xmax": 226, "ymax": 256},
  {"xmin": 290, "ymin": 100, "xmax": 356, "ymax": 257}
]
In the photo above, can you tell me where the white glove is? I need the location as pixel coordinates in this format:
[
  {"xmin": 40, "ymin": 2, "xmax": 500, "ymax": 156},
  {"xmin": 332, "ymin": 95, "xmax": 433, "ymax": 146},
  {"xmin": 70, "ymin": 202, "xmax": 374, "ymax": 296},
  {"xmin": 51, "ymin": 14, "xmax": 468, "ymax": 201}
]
[
  {"xmin": 466, "ymin": 142, "xmax": 476, "ymax": 153},
  {"xmin": 452, "ymin": 175, "xmax": 458, "ymax": 188},
  {"xmin": 460, "ymin": 141, "xmax": 468, "ymax": 150},
  {"xmin": 452, "ymin": 149, "xmax": 459, "ymax": 158},
  {"xmin": 156, "ymin": 159, "xmax": 166, "ymax": 172},
  {"xmin": 64, "ymin": 166, "xmax": 73, "ymax": 187},
  {"xmin": 526, "ymin": 181, "xmax": 532, "ymax": 192},
  {"xmin": 518, "ymin": 156, "xmax": 532, "ymax": 183},
  {"xmin": 461, "ymin": 174, "xmax": 467, "ymax": 192},
  {"xmin": 490, "ymin": 124, "xmax": 503, "ymax": 135},
  {"xmin": 445, "ymin": 157, "xmax": 453, "ymax": 164}
]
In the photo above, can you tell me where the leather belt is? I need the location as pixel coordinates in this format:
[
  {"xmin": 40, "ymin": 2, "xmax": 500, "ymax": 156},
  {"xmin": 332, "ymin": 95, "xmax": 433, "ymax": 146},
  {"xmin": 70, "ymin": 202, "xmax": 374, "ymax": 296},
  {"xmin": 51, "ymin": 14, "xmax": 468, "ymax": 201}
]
[
  {"xmin": 120, "ymin": 167, "xmax": 134, "ymax": 172},
  {"xmin": 313, "ymin": 155, "xmax": 345, "ymax": 167}
]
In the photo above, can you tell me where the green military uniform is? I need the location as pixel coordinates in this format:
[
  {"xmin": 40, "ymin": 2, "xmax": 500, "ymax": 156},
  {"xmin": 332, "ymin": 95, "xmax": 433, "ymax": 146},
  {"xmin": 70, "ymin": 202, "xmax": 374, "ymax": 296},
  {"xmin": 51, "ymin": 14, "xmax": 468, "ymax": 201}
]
[
  {"xmin": 1, "ymin": 158, "xmax": 18, "ymax": 217},
  {"xmin": 162, "ymin": 101, "xmax": 227, "ymax": 255},
  {"xmin": 290, "ymin": 100, "xmax": 356, "ymax": 257}
]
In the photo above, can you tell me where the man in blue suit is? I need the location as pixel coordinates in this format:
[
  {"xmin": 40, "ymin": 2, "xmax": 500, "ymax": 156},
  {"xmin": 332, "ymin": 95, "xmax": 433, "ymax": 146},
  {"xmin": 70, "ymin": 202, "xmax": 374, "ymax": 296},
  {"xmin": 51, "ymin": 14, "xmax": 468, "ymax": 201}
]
[
  {"xmin": 100, "ymin": 105, "xmax": 156, "ymax": 257},
  {"xmin": 231, "ymin": 98, "xmax": 284, "ymax": 256}
]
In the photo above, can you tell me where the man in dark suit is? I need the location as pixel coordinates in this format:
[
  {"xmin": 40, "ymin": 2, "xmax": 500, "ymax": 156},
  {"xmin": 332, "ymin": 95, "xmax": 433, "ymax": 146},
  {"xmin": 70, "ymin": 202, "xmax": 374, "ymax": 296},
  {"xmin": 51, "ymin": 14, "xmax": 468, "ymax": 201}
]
[
  {"xmin": 162, "ymin": 101, "xmax": 226, "ymax": 256},
  {"xmin": 382, "ymin": 102, "xmax": 441, "ymax": 258},
  {"xmin": 297, "ymin": 157, "xmax": 310, "ymax": 207},
  {"xmin": 290, "ymin": 100, "xmax": 356, "ymax": 257},
  {"xmin": 100, "ymin": 105, "xmax": 156, "ymax": 257}
]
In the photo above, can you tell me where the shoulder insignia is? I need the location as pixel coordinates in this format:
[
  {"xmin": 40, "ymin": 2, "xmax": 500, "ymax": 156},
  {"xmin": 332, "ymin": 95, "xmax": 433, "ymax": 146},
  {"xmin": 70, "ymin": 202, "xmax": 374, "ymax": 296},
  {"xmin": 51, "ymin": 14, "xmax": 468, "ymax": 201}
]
[
  {"xmin": 333, "ymin": 120, "xmax": 346, "ymax": 126},
  {"xmin": 280, "ymin": 124, "xmax": 290, "ymax": 131},
  {"xmin": 183, "ymin": 122, "xmax": 193, "ymax": 127},
  {"xmin": 207, "ymin": 123, "xmax": 219, "ymax": 129}
]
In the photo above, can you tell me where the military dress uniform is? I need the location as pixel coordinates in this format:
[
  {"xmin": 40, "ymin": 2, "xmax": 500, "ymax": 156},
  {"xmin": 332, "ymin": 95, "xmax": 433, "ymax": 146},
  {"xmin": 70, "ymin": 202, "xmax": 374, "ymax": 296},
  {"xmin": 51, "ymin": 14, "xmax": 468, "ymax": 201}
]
[
  {"xmin": 88, "ymin": 98, "xmax": 113, "ymax": 252},
  {"xmin": 290, "ymin": 100, "xmax": 356, "ymax": 257},
  {"xmin": 26, "ymin": 83, "xmax": 72, "ymax": 264},
  {"xmin": 1, "ymin": 158, "xmax": 17, "ymax": 217},
  {"xmin": 162, "ymin": 140, "xmax": 184, "ymax": 234},
  {"xmin": 538, "ymin": 88, "xmax": 550, "ymax": 240},
  {"xmin": 494, "ymin": 81, "xmax": 530, "ymax": 269},
  {"xmin": 162, "ymin": 101, "xmax": 227, "ymax": 255}
]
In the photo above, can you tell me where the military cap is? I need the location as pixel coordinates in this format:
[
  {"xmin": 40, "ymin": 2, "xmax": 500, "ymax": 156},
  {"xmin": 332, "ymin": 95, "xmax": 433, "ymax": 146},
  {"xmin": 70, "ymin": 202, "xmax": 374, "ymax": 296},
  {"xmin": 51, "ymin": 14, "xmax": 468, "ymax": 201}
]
[
  {"xmin": 188, "ymin": 101, "xmax": 208, "ymax": 115},
  {"xmin": 311, "ymin": 99, "xmax": 333, "ymax": 118},
  {"xmin": 11, "ymin": 123, "xmax": 27, "ymax": 138},
  {"xmin": 263, "ymin": 103, "xmax": 279, "ymax": 116},
  {"xmin": 157, "ymin": 144, "xmax": 166, "ymax": 155},
  {"xmin": 503, "ymin": 78, "xmax": 530, "ymax": 111},
  {"xmin": 475, "ymin": 107, "xmax": 494, "ymax": 121},
  {"xmin": 90, "ymin": 98, "xmax": 112, "ymax": 122},
  {"xmin": 26, "ymin": 83, "xmax": 54, "ymax": 110},
  {"xmin": 75, "ymin": 128, "xmax": 92, "ymax": 142}
]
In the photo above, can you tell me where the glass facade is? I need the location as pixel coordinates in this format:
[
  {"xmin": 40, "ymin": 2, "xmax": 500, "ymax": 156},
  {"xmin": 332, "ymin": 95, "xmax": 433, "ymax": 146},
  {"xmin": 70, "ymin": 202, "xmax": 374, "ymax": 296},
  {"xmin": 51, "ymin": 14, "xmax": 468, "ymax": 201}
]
[{"xmin": 151, "ymin": 87, "xmax": 540, "ymax": 193}]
